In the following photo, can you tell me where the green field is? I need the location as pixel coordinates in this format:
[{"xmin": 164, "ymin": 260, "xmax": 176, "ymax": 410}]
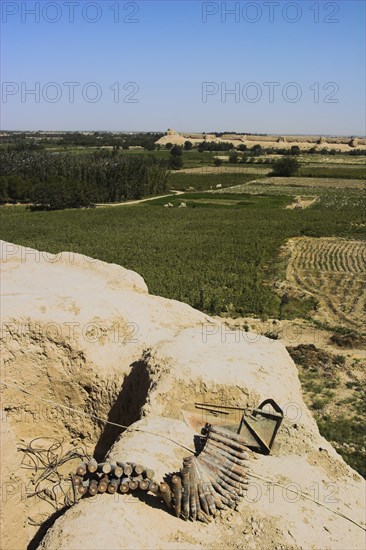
[{"xmin": 1, "ymin": 187, "xmax": 364, "ymax": 318}]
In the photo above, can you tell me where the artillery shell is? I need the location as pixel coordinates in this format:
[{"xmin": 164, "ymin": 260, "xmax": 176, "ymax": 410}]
[
  {"xmin": 189, "ymin": 467, "xmax": 198, "ymax": 521},
  {"xmin": 202, "ymin": 449, "xmax": 248, "ymax": 482},
  {"xmin": 145, "ymin": 469, "xmax": 155, "ymax": 480},
  {"xmin": 111, "ymin": 464, "xmax": 124, "ymax": 478},
  {"xmin": 87, "ymin": 458, "xmax": 98, "ymax": 473},
  {"xmin": 198, "ymin": 463, "xmax": 230, "ymax": 510},
  {"xmin": 172, "ymin": 475, "xmax": 182, "ymax": 518},
  {"xmin": 139, "ymin": 479, "xmax": 150, "ymax": 491},
  {"xmin": 197, "ymin": 510, "xmax": 211, "ymax": 524},
  {"xmin": 72, "ymin": 475, "xmax": 83, "ymax": 486},
  {"xmin": 206, "ymin": 440, "xmax": 248, "ymax": 466},
  {"xmin": 97, "ymin": 476, "xmax": 109, "ymax": 493},
  {"xmin": 107, "ymin": 479, "xmax": 119, "ymax": 494},
  {"xmin": 199, "ymin": 459, "xmax": 238, "ymax": 504},
  {"xmin": 207, "ymin": 438, "xmax": 249, "ymax": 461},
  {"xmin": 159, "ymin": 482, "xmax": 173, "ymax": 509},
  {"xmin": 88, "ymin": 479, "xmax": 98, "ymax": 496},
  {"xmin": 202, "ymin": 449, "xmax": 248, "ymax": 477},
  {"xmin": 205, "ymin": 427, "xmax": 248, "ymax": 453},
  {"xmin": 208, "ymin": 425, "xmax": 250, "ymax": 453},
  {"xmin": 117, "ymin": 462, "xmax": 133, "ymax": 476},
  {"xmin": 196, "ymin": 464, "xmax": 222, "ymax": 513},
  {"xmin": 148, "ymin": 481, "xmax": 159, "ymax": 494},
  {"xmin": 119, "ymin": 477, "xmax": 130, "ymax": 493},
  {"xmin": 200, "ymin": 456, "xmax": 243, "ymax": 498},
  {"xmin": 181, "ymin": 470, "xmax": 190, "ymax": 520},
  {"xmin": 99, "ymin": 462, "xmax": 112, "ymax": 475},
  {"xmin": 132, "ymin": 463, "xmax": 144, "ymax": 475},
  {"xmin": 78, "ymin": 480, "xmax": 89, "ymax": 495},
  {"xmin": 192, "ymin": 459, "xmax": 210, "ymax": 516},
  {"xmin": 129, "ymin": 479, "xmax": 139, "ymax": 491},
  {"xmin": 76, "ymin": 462, "xmax": 87, "ymax": 476}
]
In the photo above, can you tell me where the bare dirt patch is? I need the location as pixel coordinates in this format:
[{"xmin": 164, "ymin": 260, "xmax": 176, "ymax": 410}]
[{"xmin": 286, "ymin": 196, "xmax": 317, "ymax": 209}]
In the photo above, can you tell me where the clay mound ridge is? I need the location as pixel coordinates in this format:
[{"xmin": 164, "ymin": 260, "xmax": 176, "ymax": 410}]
[
  {"xmin": 156, "ymin": 130, "xmax": 366, "ymax": 151},
  {"xmin": 1, "ymin": 241, "xmax": 365, "ymax": 549}
]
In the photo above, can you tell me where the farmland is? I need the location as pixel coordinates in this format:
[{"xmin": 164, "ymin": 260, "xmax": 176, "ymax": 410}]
[{"xmin": 1, "ymin": 138, "xmax": 365, "ymax": 477}]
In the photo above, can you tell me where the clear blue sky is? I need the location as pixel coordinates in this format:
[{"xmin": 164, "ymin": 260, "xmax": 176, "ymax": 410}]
[{"xmin": 1, "ymin": 0, "xmax": 365, "ymax": 135}]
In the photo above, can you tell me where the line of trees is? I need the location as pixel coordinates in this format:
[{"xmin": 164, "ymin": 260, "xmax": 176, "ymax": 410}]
[{"xmin": 0, "ymin": 150, "xmax": 169, "ymax": 209}]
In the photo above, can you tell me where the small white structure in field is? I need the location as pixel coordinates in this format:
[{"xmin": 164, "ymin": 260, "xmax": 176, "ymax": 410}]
[
  {"xmin": 163, "ymin": 202, "xmax": 174, "ymax": 208},
  {"xmin": 216, "ymin": 183, "xmax": 222, "ymax": 189},
  {"xmin": 178, "ymin": 202, "xmax": 187, "ymax": 208}
]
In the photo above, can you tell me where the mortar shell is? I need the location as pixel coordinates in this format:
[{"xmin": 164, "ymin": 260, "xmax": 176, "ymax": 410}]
[
  {"xmin": 159, "ymin": 482, "xmax": 173, "ymax": 509},
  {"xmin": 76, "ymin": 462, "xmax": 87, "ymax": 476},
  {"xmin": 88, "ymin": 479, "xmax": 98, "ymax": 496},
  {"xmin": 99, "ymin": 462, "xmax": 112, "ymax": 475},
  {"xmin": 119, "ymin": 477, "xmax": 130, "ymax": 493},
  {"xmin": 139, "ymin": 479, "xmax": 150, "ymax": 491},
  {"xmin": 145, "ymin": 469, "xmax": 155, "ymax": 480},
  {"xmin": 148, "ymin": 481, "xmax": 159, "ymax": 494},
  {"xmin": 129, "ymin": 479, "xmax": 139, "ymax": 491},
  {"xmin": 87, "ymin": 459, "xmax": 98, "ymax": 473}
]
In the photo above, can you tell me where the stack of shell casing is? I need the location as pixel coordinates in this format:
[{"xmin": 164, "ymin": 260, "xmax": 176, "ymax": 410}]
[
  {"xmin": 71, "ymin": 459, "xmax": 158, "ymax": 499},
  {"xmin": 165, "ymin": 423, "xmax": 252, "ymax": 523}
]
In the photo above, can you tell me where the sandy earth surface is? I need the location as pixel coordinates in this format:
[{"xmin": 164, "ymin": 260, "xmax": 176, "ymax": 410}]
[{"xmin": 1, "ymin": 241, "xmax": 365, "ymax": 549}]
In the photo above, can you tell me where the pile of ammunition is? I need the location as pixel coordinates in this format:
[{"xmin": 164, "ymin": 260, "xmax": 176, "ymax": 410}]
[
  {"xmin": 164, "ymin": 423, "xmax": 252, "ymax": 523},
  {"xmin": 71, "ymin": 423, "xmax": 252, "ymax": 525},
  {"xmin": 71, "ymin": 459, "xmax": 158, "ymax": 498}
]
